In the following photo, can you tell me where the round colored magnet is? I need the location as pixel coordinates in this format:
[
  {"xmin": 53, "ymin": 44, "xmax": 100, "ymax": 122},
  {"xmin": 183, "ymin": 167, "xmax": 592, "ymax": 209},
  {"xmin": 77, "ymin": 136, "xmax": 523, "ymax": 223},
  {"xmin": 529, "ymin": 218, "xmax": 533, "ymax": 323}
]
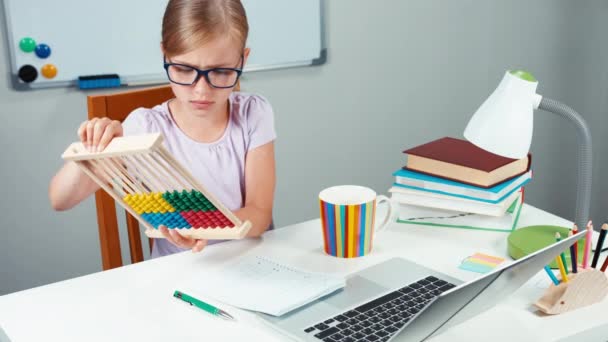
[
  {"xmin": 35, "ymin": 43, "xmax": 51, "ymax": 58},
  {"xmin": 18, "ymin": 65, "xmax": 38, "ymax": 83},
  {"xmin": 19, "ymin": 37, "xmax": 36, "ymax": 53},
  {"xmin": 41, "ymin": 64, "xmax": 58, "ymax": 79}
]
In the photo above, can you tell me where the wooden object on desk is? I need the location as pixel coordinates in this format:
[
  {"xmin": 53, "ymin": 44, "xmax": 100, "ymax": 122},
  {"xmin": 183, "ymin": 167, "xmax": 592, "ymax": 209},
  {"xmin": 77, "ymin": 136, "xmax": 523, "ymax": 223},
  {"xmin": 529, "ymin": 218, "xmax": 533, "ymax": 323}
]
[
  {"xmin": 62, "ymin": 133, "xmax": 252, "ymax": 245},
  {"xmin": 534, "ymin": 269, "xmax": 608, "ymax": 315}
]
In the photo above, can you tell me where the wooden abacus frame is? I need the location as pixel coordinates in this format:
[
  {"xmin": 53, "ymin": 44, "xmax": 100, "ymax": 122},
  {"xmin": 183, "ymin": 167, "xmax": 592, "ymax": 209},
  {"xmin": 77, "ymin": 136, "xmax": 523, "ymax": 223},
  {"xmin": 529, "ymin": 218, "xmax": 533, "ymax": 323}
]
[{"xmin": 62, "ymin": 133, "xmax": 252, "ymax": 240}]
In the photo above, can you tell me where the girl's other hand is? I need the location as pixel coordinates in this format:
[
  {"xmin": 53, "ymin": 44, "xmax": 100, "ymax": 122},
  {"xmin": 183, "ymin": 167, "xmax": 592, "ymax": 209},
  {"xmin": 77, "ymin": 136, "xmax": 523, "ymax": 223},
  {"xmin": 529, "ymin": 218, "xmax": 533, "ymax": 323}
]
[
  {"xmin": 159, "ymin": 225, "xmax": 208, "ymax": 253},
  {"xmin": 77, "ymin": 117, "xmax": 123, "ymax": 152}
]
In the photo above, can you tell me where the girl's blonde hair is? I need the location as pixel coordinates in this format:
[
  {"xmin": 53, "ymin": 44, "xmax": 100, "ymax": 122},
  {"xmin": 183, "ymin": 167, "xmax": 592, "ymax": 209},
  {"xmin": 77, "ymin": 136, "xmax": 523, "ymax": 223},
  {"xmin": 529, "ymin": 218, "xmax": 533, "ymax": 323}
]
[{"xmin": 161, "ymin": 0, "xmax": 249, "ymax": 57}]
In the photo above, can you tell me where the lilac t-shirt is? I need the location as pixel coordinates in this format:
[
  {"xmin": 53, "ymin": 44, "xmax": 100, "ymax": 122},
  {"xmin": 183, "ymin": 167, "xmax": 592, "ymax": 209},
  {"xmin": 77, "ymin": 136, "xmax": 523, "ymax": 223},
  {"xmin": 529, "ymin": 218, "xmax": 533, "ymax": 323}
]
[{"xmin": 122, "ymin": 92, "xmax": 276, "ymax": 258}]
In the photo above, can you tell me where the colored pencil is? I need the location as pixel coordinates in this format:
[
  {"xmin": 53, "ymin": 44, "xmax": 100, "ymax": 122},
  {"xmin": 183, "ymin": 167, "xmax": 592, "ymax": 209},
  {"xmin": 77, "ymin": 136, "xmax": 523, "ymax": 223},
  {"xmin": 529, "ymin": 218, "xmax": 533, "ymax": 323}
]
[
  {"xmin": 572, "ymin": 225, "xmax": 579, "ymax": 273},
  {"xmin": 556, "ymin": 232, "xmax": 569, "ymax": 274},
  {"xmin": 601, "ymin": 254, "xmax": 608, "ymax": 272},
  {"xmin": 568, "ymin": 230, "xmax": 577, "ymax": 274},
  {"xmin": 556, "ymin": 255, "xmax": 569, "ymax": 283},
  {"xmin": 582, "ymin": 220, "xmax": 593, "ymax": 269},
  {"xmin": 544, "ymin": 265, "xmax": 560, "ymax": 285},
  {"xmin": 591, "ymin": 223, "xmax": 607, "ymax": 268}
]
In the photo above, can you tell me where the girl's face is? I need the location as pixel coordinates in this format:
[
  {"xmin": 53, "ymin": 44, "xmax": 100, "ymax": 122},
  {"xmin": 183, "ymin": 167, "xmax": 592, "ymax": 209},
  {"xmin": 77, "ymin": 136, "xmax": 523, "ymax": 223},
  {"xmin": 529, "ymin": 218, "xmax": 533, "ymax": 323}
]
[{"xmin": 165, "ymin": 36, "xmax": 249, "ymax": 118}]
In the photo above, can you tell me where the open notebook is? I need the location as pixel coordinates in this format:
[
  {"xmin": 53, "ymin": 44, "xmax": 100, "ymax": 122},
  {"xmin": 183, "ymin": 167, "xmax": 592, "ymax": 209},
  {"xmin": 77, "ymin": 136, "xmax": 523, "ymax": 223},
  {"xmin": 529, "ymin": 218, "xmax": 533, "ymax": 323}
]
[{"xmin": 190, "ymin": 256, "xmax": 346, "ymax": 316}]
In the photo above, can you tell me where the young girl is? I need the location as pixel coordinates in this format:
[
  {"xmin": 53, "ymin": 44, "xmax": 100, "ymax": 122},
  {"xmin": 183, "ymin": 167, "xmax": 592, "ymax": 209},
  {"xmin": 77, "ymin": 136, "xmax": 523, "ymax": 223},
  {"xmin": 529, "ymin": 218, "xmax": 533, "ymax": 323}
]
[{"xmin": 49, "ymin": 0, "xmax": 276, "ymax": 258}]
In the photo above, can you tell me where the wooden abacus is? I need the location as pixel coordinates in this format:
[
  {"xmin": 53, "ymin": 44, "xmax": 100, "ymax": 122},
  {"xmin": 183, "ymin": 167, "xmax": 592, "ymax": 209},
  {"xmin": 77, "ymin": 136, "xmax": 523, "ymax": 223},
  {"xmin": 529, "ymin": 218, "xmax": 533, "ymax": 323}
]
[
  {"xmin": 62, "ymin": 133, "xmax": 252, "ymax": 240},
  {"xmin": 534, "ymin": 269, "xmax": 608, "ymax": 315}
]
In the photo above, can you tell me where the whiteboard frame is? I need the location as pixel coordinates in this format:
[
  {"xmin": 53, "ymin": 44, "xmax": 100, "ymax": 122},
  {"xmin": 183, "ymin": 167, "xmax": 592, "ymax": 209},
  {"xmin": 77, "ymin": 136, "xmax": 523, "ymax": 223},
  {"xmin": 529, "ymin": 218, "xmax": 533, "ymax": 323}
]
[{"xmin": 1, "ymin": 0, "xmax": 327, "ymax": 91}]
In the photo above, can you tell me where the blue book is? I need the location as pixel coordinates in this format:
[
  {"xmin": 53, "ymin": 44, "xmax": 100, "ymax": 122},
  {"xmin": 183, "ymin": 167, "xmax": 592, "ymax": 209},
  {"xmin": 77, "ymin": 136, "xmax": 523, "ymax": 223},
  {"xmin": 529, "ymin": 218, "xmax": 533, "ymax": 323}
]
[{"xmin": 393, "ymin": 169, "xmax": 531, "ymax": 203}]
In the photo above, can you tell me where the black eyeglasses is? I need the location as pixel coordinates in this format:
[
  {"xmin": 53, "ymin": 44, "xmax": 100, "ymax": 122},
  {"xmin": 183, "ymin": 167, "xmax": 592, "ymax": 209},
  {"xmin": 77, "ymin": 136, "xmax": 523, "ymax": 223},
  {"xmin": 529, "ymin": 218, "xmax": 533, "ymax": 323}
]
[{"xmin": 163, "ymin": 55, "xmax": 243, "ymax": 88}]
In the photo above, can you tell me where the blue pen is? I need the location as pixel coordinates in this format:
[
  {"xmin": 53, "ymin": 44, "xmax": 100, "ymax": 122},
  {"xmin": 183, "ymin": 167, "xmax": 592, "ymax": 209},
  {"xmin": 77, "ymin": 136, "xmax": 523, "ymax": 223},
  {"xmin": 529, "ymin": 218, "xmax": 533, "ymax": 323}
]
[{"xmin": 544, "ymin": 265, "xmax": 560, "ymax": 285}]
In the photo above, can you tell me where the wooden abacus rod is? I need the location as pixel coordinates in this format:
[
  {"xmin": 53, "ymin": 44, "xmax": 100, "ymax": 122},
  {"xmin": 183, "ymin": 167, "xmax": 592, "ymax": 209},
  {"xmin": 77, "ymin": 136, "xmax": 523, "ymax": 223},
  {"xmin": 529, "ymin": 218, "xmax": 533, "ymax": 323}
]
[
  {"xmin": 131, "ymin": 154, "xmax": 168, "ymax": 191},
  {"xmin": 152, "ymin": 148, "xmax": 196, "ymax": 190},
  {"xmin": 137, "ymin": 153, "xmax": 177, "ymax": 192},
  {"xmin": 124, "ymin": 154, "xmax": 164, "ymax": 193},
  {"xmin": 99, "ymin": 158, "xmax": 136, "ymax": 195},
  {"xmin": 119, "ymin": 156, "xmax": 151, "ymax": 193},
  {"xmin": 152, "ymin": 156, "xmax": 181, "ymax": 190},
  {"xmin": 148, "ymin": 151, "xmax": 190, "ymax": 191},
  {"xmin": 123, "ymin": 155, "xmax": 163, "ymax": 193},
  {"xmin": 99, "ymin": 158, "xmax": 137, "ymax": 195},
  {"xmin": 159, "ymin": 150, "xmax": 191, "ymax": 190},
  {"xmin": 139, "ymin": 153, "xmax": 174, "ymax": 190},
  {"xmin": 89, "ymin": 160, "xmax": 126, "ymax": 197},
  {"xmin": 107, "ymin": 157, "xmax": 145, "ymax": 193}
]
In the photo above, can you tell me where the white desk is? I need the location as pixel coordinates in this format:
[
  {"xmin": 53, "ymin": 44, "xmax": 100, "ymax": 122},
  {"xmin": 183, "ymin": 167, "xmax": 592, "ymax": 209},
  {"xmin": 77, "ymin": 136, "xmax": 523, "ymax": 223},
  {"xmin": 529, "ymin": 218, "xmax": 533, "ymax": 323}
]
[{"xmin": 1, "ymin": 204, "xmax": 607, "ymax": 342}]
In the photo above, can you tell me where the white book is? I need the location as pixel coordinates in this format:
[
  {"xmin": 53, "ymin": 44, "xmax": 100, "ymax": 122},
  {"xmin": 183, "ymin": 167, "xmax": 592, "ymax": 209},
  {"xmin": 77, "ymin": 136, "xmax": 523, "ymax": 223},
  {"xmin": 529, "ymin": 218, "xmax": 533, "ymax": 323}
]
[
  {"xmin": 185, "ymin": 256, "xmax": 346, "ymax": 316},
  {"xmin": 389, "ymin": 186, "xmax": 522, "ymax": 217},
  {"xmin": 396, "ymin": 195, "xmax": 523, "ymax": 232}
]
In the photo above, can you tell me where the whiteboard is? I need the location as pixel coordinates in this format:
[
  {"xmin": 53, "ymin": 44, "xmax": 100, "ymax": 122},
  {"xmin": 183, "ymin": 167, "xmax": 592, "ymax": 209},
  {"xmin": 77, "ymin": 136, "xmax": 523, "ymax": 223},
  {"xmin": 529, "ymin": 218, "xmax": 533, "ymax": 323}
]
[{"xmin": 2, "ymin": 0, "xmax": 325, "ymax": 90}]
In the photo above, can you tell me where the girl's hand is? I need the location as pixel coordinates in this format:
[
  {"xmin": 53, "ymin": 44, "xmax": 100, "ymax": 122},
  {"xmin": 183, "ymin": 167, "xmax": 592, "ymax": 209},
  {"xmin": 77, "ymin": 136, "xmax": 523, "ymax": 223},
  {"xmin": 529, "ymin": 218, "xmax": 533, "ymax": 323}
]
[
  {"xmin": 159, "ymin": 225, "xmax": 208, "ymax": 253},
  {"xmin": 77, "ymin": 117, "xmax": 123, "ymax": 152}
]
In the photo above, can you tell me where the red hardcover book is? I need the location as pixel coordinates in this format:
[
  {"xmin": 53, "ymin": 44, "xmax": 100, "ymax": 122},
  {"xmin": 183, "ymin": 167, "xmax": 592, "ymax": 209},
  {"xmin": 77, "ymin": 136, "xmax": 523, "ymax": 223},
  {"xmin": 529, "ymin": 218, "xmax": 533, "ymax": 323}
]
[{"xmin": 403, "ymin": 137, "xmax": 531, "ymax": 188}]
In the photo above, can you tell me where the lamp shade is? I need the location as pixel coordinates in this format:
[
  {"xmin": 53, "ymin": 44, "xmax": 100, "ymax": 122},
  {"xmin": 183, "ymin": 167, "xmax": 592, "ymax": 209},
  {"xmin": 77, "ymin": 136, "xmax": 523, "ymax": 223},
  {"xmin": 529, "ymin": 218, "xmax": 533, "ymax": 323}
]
[{"xmin": 464, "ymin": 70, "xmax": 540, "ymax": 159}]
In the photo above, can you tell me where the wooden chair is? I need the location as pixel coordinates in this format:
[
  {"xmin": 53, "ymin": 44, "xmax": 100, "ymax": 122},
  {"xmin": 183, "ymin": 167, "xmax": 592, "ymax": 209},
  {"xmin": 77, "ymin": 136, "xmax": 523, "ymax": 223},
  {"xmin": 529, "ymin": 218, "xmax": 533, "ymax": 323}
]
[{"xmin": 87, "ymin": 85, "xmax": 174, "ymax": 270}]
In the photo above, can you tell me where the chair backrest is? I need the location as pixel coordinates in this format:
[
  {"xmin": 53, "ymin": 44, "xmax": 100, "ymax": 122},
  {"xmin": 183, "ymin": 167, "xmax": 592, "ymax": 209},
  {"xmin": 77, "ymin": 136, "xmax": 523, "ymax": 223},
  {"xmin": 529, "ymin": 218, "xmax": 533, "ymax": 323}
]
[{"xmin": 87, "ymin": 85, "xmax": 174, "ymax": 270}]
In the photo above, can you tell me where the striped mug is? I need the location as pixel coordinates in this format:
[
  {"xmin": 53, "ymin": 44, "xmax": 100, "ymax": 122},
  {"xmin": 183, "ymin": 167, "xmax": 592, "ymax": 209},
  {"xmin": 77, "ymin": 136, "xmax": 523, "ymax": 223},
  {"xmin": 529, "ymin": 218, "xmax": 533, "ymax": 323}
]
[{"xmin": 319, "ymin": 185, "xmax": 395, "ymax": 258}]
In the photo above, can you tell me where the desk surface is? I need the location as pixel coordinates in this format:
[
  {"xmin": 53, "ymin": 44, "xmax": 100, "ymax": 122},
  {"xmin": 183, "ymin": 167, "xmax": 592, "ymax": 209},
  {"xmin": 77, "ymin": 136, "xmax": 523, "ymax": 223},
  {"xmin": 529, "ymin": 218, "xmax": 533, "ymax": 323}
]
[{"xmin": 1, "ymin": 204, "xmax": 606, "ymax": 342}]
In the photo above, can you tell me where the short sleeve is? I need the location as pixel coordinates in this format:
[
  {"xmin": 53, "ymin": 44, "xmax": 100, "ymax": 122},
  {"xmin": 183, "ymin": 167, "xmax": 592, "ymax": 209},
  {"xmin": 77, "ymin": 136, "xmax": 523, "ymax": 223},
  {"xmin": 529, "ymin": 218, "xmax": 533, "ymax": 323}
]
[
  {"xmin": 122, "ymin": 108, "xmax": 158, "ymax": 136},
  {"xmin": 245, "ymin": 95, "xmax": 277, "ymax": 151}
]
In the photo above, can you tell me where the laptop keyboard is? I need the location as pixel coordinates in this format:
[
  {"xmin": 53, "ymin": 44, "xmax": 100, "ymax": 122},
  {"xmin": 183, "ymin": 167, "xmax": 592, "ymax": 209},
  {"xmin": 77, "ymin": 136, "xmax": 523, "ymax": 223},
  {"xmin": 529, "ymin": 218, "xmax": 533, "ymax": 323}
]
[{"xmin": 303, "ymin": 276, "xmax": 456, "ymax": 342}]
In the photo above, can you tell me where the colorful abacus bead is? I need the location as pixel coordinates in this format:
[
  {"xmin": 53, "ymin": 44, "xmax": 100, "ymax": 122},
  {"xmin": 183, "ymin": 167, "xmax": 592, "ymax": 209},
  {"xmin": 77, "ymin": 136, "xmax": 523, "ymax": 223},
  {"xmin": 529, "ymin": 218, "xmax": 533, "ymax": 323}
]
[
  {"xmin": 124, "ymin": 193, "xmax": 177, "ymax": 215},
  {"xmin": 127, "ymin": 189, "xmax": 234, "ymax": 230},
  {"xmin": 141, "ymin": 212, "xmax": 189, "ymax": 229}
]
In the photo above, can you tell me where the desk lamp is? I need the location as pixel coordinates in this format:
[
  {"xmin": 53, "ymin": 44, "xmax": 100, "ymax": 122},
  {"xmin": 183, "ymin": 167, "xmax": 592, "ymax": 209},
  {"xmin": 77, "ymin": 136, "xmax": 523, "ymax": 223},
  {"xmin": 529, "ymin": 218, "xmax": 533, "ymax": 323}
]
[{"xmin": 464, "ymin": 70, "xmax": 592, "ymax": 257}]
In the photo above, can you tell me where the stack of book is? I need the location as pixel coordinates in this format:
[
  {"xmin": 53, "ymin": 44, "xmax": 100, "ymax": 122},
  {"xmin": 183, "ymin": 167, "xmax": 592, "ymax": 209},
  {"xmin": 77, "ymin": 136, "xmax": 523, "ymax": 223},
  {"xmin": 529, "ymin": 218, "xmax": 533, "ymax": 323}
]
[{"xmin": 390, "ymin": 137, "xmax": 532, "ymax": 231}]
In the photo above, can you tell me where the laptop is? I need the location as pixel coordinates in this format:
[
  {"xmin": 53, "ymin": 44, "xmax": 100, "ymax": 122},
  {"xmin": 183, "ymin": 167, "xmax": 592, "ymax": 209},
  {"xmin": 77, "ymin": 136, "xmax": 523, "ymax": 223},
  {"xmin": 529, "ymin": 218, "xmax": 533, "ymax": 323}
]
[
  {"xmin": 0, "ymin": 325, "xmax": 11, "ymax": 342},
  {"xmin": 256, "ymin": 230, "xmax": 585, "ymax": 342}
]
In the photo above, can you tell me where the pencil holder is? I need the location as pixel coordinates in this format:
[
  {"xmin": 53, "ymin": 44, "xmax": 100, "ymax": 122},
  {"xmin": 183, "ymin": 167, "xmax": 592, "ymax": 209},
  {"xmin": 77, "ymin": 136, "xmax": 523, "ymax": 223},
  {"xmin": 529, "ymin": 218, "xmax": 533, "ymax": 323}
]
[{"xmin": 534, "ymin": 268, "xmax": 608, "ymax": 315}]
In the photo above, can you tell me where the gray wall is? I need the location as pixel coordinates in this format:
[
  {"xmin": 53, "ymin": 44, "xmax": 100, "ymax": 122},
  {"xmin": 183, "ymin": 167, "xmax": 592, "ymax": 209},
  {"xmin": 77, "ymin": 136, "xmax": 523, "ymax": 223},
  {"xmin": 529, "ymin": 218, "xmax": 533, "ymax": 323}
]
[{"xmin": 1, "ymin": 0, "xmax": 607, "ymax": 295}]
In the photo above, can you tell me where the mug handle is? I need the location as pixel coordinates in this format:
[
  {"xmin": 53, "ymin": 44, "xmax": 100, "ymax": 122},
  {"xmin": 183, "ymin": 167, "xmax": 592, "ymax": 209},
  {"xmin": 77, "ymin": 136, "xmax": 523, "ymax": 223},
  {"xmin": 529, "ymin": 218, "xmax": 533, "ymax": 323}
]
[{"xmin": 374, "ymin": 195, "xmax": 397, "ymax": 233}]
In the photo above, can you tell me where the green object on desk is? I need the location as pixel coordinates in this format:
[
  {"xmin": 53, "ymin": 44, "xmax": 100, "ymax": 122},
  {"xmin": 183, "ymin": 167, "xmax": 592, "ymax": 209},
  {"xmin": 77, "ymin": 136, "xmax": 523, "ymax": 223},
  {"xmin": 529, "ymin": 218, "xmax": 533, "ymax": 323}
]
[
  {"xmin": 173, "ymin": 290, "xmax": 235, "ymax": 320},
  {"xmin": 508, "ymin": 225, "xmax": 586, "ymax": 269}
]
